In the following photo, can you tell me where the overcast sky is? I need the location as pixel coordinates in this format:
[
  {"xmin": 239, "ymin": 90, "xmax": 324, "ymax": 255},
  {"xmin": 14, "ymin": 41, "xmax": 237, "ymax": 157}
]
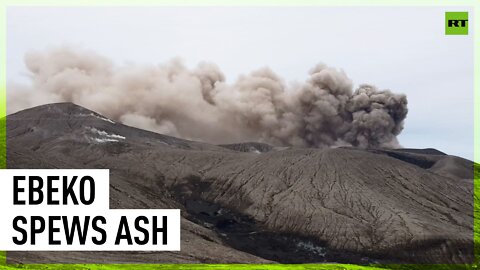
[{"xmin": 6, "ymin": 6, "xmax": 474, "ymax": 159}]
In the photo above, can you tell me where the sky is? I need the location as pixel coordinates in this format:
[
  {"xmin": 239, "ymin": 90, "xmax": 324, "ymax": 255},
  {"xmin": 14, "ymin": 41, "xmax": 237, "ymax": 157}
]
[{"xmin": 6, "ymin": 6, "xmax": 474, "ymax": 159}]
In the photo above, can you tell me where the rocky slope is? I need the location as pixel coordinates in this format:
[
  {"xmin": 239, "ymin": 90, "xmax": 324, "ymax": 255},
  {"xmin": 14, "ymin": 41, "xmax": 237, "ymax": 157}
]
[{"xmin": 6, "ymin": 103, "xmax": 474, "ymax": 264}]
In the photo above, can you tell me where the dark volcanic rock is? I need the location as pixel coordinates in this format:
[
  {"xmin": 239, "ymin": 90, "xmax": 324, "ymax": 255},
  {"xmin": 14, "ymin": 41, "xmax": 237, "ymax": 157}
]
[
  {"xmin": 219, "ymin": 142, "xmax": 275, "ymax": 153},
  {"xmin": 6, "ymin": 103, "xmax": 475, "ymax": 264}
]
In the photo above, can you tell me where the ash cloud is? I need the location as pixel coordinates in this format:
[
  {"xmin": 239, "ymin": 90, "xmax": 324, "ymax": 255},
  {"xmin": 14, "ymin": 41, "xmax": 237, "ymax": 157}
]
[{"xmin": 8, "ymin": 47, "xmax": 408, "ymax": 148}]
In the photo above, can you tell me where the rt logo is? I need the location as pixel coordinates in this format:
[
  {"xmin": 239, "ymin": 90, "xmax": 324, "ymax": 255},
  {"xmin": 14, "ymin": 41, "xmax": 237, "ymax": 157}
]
[{"xmin": 445, "ymin": 12, "xmax": 468, "ymax": 35}]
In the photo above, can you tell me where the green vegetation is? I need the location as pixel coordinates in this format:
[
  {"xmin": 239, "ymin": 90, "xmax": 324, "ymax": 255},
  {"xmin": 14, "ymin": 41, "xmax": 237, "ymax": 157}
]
[{"xmin": 1, "ymin": 250, "xmax": 479, "ymax": 270}]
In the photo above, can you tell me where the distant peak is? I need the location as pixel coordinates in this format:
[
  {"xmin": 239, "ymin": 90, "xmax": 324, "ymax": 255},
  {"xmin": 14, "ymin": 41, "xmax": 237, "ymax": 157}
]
[
  {"xmin": 42, "ymin": 102, "xmax": 89, "ymax": 111},
  {"xmin": 9, "ymin": 102, "xmax": 96, "ymax": 117}
]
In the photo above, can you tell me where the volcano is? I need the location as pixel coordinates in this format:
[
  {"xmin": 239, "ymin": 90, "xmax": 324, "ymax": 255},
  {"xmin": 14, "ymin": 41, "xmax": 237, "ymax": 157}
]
[{"xmin": 5, "ymin": 103, "xmax": 475, "ymax": 264}]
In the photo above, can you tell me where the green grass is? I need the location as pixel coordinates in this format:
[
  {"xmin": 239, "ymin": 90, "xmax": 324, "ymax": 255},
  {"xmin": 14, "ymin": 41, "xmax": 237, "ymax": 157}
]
[{"xmin": 1, "ymin": 249, "xmax": 478, "ymax": 270}]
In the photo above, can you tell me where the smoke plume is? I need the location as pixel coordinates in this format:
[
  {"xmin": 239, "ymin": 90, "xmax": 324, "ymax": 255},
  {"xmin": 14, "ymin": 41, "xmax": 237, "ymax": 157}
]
[{"xmin": 8, "ymin": 47, "xmax": 408, "ymax": 148}]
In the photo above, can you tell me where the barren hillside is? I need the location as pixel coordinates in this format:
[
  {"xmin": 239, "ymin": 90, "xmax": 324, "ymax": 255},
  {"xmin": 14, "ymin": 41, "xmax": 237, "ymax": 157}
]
[{"xmin": 6, "ymin": 103, "xmax": 474, "ymax": 264}]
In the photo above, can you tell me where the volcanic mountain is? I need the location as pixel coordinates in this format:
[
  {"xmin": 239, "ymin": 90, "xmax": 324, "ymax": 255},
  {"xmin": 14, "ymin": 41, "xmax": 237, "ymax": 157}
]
[{"xmin": 6, "ymin": 103, "xmax": 475, "ymax": 264}]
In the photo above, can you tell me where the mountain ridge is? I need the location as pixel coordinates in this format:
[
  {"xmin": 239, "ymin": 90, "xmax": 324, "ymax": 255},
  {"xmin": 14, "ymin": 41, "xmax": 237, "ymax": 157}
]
[{"xmin": 6, "ymin": 102, "xmax": 475, "ymax": 264}]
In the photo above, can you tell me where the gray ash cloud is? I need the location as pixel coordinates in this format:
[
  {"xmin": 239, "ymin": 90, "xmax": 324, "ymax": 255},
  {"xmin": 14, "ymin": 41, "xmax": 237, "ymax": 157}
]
[{"xmin": 8, "ymin": 47, "xmax": 408, "ymax": 148}]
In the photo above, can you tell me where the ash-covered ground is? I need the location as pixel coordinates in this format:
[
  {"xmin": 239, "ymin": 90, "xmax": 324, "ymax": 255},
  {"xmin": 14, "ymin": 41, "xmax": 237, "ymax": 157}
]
[{"xmin": 6, "ymin": 103, "xmax": 475, "ymax": 264}]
